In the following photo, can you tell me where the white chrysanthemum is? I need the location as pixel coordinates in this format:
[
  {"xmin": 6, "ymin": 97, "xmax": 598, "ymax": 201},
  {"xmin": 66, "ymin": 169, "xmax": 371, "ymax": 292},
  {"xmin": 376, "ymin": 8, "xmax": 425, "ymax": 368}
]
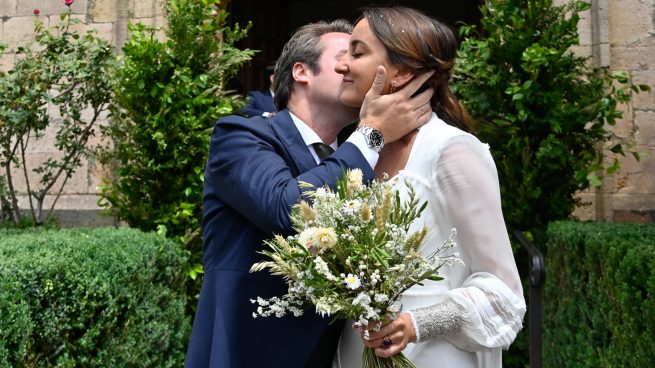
[{"xmin": 344, "ymin": 273, "xmax": 361, "ymax": 290}]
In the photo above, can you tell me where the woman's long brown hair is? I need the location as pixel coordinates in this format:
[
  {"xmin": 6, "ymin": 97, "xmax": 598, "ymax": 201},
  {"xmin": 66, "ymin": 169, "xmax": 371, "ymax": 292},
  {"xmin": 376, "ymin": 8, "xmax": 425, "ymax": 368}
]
[{"xmin": 360, "ymin": 6, "xmax": 471, "ymax": 132}]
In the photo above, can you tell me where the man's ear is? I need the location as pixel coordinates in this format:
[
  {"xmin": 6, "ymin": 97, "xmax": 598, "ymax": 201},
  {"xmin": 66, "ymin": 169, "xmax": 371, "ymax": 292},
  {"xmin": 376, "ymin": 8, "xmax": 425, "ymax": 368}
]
[
  {"xmin": 292, "ymin": 62, "xmax": 311, "ymax": 84},
  {"xmin": 392, "ymin": 69, "xmax": 415, "ymax": 89}
]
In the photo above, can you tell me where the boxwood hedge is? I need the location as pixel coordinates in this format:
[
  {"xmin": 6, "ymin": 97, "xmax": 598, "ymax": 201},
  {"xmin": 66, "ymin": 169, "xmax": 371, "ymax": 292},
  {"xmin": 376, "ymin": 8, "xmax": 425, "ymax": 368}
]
[
  {"xmin": 0, "ymin": 227, "xmax": 190, "ymax": 367},
  {"xmin": 544, "ymin": 221, "xmax": 655, "ymax": 367}
]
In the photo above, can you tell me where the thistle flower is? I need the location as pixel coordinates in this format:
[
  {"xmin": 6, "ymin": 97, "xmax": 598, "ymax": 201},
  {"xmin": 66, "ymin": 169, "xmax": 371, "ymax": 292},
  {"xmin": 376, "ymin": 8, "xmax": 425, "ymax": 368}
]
[{"xmin": 314, "ymin": 227, "xmax": 337, "ymax": 249}]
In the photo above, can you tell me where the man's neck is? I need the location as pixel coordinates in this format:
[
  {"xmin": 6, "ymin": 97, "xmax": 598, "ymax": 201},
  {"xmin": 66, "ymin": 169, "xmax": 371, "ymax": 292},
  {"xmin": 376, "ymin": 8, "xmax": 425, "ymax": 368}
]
[{"xmin": 288, "ymin": 98, "xmax": 358, "ymax": 144}]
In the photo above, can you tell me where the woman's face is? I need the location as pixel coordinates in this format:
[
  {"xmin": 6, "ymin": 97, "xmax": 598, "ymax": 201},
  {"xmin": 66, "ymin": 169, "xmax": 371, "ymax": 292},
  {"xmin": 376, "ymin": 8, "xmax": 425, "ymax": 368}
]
[{"xmin": 335, "ymin": 18, "xmax": 401, "ymax": 107}]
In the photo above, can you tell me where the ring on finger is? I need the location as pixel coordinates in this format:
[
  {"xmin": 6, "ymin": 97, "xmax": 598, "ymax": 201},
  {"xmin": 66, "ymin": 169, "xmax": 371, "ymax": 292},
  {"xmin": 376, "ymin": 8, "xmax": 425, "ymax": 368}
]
[{"xmin": 382, "ymin": 336, "xmax": 392, "ymax": 349}]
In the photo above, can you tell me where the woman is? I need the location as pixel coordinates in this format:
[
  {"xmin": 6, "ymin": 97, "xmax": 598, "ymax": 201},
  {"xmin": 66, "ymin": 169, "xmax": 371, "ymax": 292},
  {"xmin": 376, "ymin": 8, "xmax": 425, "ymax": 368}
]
[{"xmin": 332, "ymin": 6, "xmax": 526, "ymax": 367}]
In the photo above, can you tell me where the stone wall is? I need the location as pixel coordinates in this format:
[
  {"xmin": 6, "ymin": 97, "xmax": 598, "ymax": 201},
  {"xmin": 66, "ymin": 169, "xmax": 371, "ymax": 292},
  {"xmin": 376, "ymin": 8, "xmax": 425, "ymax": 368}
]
[
  {"xmin": 1, "ymin": 0, "xmax": 654, "ymax": 226},
  {"xmin": 0, "ymin": 0, "xmax": 165, "ymax": 226},
  {"xmin": 566, "ymin": 0, "xmax": 655, "ymax": 223}
]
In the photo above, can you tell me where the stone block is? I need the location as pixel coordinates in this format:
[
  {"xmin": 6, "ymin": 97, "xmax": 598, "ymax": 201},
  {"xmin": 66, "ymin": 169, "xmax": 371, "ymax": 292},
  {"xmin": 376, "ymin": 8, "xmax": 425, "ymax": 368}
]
[
  {"xmin": 612, "ymin": 193, "xmax": 655, "ymax": 211},
  {"xmin": 635, "ymin": 110, "xmax": 655, "ymax": 146},
  {"xmin": 572, "ymin": 190, "xmax": 596, "ymax": 221},
  {"xmin": 611, "ymin": 103, "xmax": 633, "ymax": 139},
  {"xmin": 14, "ymin": 193, "xmax": 117, "ymax": 227},
  {"xmin": 2, "ymin": 16, "xmax": 38, "ymax": 52},
  {"xmin": 612, "ymin": 209, "xmax": 655, "ymax": 223},
  {"xmin": 17, "ymin": 0, "xmax": 88, "ymax": 16},
  {"xmin": 568, "ymin": 45, "xmax": 592, "ymax": 59},
  {"xmin": 132, "ymin": 0, "xmax": 157, "ymax": 19},
  {"xmin": 0, "ymin": 0, "xmax": 17, "ymax": 16},
  {"xmin": 612, "ymin": 46, "xmax": 655, "ymax": 70},
  {"xmin": 577, "ymin": 13, "xmax": 592, "ymax": 46},
  {"xmin": 615, "ymin": 148, "xmax": 655, "ymax": 194},
  {"xmin": 8, "ymin": 151, "xmax": 91, "ymax": 195},
  {"xmin": 90, "ymin": 0, "xmax": 118, "ymax": 23},
  {"xmin": 631, "ymin": 70, "xmax": 655, "ymax": 110},
  {"xmin": 609, "ymin": 0, "xmax": 653, "ymax": 47}
]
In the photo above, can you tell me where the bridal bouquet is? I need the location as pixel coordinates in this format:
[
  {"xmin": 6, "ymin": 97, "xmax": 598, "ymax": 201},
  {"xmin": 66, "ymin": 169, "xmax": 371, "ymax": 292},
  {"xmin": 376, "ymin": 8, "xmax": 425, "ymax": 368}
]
[{"xmin": 251, "ymin": 170, "xmax": 460, "ymax": 368}]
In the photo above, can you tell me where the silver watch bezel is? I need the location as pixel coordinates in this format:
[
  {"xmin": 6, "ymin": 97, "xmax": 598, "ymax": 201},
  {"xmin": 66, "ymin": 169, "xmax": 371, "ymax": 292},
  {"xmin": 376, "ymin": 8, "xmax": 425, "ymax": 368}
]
[{"xmin": 356, "ymin": 125, "xmax": 384, "ymax": 152}]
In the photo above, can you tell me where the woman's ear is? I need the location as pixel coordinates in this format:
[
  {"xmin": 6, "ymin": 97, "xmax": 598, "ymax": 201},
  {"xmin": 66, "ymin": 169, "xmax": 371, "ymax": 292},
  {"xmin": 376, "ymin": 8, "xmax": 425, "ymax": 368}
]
[
  {"xmin": 292, "ymin": 62, "xmax": 310, "ymax": 84},
  {"xmin": 392, "ymin": 69, "xmax": 415, "ymax": 89}
]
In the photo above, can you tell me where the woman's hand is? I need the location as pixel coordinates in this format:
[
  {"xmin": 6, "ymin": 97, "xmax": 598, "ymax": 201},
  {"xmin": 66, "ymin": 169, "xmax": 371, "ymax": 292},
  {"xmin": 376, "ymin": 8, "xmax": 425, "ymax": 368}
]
[
  {"xmin": 359, "ymin": 66, "xmax": 434, "ymax": 144},
  {"xmin": 359, "ymin": 312, "xmax": 417, "ymax": 358}
]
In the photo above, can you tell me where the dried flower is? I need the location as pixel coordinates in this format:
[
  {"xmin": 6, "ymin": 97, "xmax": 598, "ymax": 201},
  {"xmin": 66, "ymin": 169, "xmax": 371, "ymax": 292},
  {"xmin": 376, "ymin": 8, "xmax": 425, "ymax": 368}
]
[{"xmin": 251, "ymin": 170, "xmax": 462, "ymax": 368}]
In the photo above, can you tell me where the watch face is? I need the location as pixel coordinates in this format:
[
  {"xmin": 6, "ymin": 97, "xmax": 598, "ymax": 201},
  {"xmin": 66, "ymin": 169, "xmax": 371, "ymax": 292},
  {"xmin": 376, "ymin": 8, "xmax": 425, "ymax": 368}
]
[{"xmin": 370, "ymin": 130, "xmax": 384, "ymax": 148}]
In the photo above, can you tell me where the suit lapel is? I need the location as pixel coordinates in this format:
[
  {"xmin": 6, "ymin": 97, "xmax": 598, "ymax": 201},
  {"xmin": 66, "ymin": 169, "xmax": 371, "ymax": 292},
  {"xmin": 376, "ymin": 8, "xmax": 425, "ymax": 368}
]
[{"xmin": 269, "ymin": 110, "xmax": 317, "ymax": 174}]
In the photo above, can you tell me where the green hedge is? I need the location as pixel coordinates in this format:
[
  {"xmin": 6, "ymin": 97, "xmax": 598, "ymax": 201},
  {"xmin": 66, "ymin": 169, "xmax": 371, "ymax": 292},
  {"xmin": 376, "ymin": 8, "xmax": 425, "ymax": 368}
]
[
  {"xmin": 544, "ymin": 221, "xmax": 655, "ymax": 367},
  {"xmin": 0, "ymin": 227, "xmax": 190, "ymax": 367}
]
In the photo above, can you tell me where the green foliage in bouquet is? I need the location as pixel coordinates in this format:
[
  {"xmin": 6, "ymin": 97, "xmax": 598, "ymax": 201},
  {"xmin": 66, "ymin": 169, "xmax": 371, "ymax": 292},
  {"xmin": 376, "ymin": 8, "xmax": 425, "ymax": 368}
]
[
  {"xmin": 97, "ymin": 0, "xmax": 255, "ymax": 313},
  {"xmin": 0, "ymin": 7, "xmax": 114, "ymax": 226},
  {"xmin": 0, "ymin": 227, "xmax": 189, "ymax": 367},
  {"xmin": 251, "ymin": 170, "xmax": 461, "ymax": 368},
  {"xmin": 453, "ymin": 0, "xmax": 650, "ymax": 231}
]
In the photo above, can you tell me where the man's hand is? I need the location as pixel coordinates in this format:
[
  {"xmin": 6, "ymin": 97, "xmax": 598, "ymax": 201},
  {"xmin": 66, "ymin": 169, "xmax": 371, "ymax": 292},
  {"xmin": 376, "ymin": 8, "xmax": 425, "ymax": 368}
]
[{"xmin": 359, "ymin": 66, "xmax": 434, "ymax": 144}]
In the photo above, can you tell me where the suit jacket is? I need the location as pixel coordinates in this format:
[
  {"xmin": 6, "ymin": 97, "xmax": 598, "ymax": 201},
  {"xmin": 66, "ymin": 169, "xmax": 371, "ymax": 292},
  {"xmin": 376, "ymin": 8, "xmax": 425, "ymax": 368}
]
[
  {"xmin": 238, "ymin": 89, "xmax": 276, "ymax": 117},
  {"xmin": 185, "ymin": 110, "xmax": 373, "ymax": 367}
]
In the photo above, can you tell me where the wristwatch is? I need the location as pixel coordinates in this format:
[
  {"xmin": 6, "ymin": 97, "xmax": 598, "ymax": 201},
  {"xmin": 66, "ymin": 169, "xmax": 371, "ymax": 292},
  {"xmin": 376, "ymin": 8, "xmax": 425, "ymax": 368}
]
[{"xmin": 356, "ymin": 125, "xmax": 385, "ymax": 152}]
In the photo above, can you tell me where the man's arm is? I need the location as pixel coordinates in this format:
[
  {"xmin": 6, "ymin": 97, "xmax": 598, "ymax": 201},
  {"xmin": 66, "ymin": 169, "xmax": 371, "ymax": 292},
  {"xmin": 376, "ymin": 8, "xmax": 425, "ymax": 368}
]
[{"xmin": 204, "ymin": 119, "xmax": 374, "ymax": 236}]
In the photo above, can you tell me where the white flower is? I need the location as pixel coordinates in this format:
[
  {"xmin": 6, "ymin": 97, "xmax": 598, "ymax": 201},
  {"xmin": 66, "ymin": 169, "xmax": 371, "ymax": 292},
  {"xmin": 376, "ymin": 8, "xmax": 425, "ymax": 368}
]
[
  {"xmin": 314, "ymin": 187, "xmax": 328, "ymax": 198},
  {"xmin": 374, "ymin": 294, "xmax": 389, "ymax": 303},
  {"xmin": 344, "ymin": 273, "xmax": 361, "ymax": 290},
  {"xmin": 314, "ymin": 227, "xmax": 337, "ymax": 249},
  {"xmin": 298, "ymin": 227, "xmax": 317, "ymax": 249},
  {"xmin": 314, "ymin": 256, "xmax": 339, "ymax": 281},
  {"xmin": 352, "ymin": 291, "xmax": 371, "ymax": 306},
  {"xmin": 343, "ymin": 199, "xmax": 362, "ymax": 214}
]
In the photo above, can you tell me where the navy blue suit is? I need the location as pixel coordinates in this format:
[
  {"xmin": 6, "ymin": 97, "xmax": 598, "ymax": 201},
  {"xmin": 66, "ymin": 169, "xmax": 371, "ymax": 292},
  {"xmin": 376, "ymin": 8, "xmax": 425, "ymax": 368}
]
[
  {"xmin": 185, "ymin": 110, "xmax": 373, "ymax": 367},
  {"xmin": 238, "ymin": 89, "xmax": 276, "ymax": 117}
]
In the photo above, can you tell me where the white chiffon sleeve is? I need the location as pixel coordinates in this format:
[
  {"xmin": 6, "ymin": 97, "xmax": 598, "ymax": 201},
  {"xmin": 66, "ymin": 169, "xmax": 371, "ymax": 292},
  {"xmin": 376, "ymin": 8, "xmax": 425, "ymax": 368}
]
[{"xmin": 430, "ymin": 140, "xmax": 526, "ymax": 351}]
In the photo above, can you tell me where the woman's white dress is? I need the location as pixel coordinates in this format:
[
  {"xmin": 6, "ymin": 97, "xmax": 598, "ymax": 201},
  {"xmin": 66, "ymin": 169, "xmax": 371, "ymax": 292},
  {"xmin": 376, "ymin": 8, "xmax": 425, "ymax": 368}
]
[{"xmin": 333, "ymin": 114, "xmax": 527, "ymax": 368}]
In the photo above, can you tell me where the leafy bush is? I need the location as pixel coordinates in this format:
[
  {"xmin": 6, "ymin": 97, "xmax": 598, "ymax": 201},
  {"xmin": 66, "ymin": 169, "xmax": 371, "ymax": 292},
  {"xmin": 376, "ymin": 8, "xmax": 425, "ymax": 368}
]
[
  {"xmin": 0, "ymin": 227, "xmax": 189, "ymax": 367},
  {"xmin": 544, "ymin": 221, "xmax": 655, "ymax": 367},
  {"xmin": 0, "ymin": 6, "xmax": 115, "ymax": 226},
  {"xmin": 97, "ymin": 0, "xmax": 255, "ymax": 311},
  {"xmin": 453, "ymin": 0, "xmax": 650, "ymax": 231}
]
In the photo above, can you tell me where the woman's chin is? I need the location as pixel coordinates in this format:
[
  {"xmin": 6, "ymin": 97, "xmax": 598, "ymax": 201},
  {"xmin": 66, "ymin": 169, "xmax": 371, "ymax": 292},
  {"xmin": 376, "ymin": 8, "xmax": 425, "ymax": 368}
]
[{"xmin": 339, "ymin": 95, "xmax": 365, "ymax": 108}]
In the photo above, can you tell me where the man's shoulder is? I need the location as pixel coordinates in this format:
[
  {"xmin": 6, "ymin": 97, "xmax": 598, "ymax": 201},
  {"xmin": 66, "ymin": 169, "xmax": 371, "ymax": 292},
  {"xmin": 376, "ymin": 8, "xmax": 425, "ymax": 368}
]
[
  {"xmin": 215, "ymin": 111, "xmax": 289, "ymax": 135},
  {"xmin": 247, "ymin": 89, "xmax": 271, "ymax": 99}
]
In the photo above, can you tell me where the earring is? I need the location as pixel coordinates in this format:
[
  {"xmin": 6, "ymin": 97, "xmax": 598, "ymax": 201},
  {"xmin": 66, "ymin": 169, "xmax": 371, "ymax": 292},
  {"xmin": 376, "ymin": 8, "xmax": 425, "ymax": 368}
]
[{"xmin": 390, "ymin": 80, "xmax": 397, "ymax": 94}]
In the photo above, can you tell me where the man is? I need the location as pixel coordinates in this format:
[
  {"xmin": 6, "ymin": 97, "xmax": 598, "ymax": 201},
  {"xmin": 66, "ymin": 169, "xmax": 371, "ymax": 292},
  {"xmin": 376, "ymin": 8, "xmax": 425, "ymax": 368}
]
[
  {"xmin": 238, "ymin": 60, "xmax": 277, "ymax": 118},
  {"xmin": 185, "ymin": 19, "xmax": 433, "ymax": 367}
]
